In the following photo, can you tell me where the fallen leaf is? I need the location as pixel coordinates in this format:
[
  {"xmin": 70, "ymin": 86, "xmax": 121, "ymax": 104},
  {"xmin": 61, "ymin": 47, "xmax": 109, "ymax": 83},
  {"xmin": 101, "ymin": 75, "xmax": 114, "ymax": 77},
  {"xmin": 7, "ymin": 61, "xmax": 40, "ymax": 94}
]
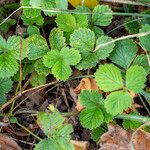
[
  {"xmin": 71, "ymin": 140, "xmax": 89, "ymax": 150},
  {"xmin": 0, "ymin": 134, "xmax": 22, "ymax": 150}
]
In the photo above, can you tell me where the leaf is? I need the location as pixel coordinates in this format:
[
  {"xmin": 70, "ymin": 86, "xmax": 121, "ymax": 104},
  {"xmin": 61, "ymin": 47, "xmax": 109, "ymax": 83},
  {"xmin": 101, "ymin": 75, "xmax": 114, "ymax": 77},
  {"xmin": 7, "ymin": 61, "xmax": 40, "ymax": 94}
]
[
  {"xmin": 26, "ymin": 34, "xmax": 49, "ymax": 60},
  {"xmin": 27, "ymin": 25, "xmax": 40, "ymax": 35},
  {"xmin": 92, "ymin": 5, "xmax": 113, "ymax": 26},
  {"xmin": 104, "ymin": 90, "xmax": 132, "ymax": 116},
  {"xmin": 94, "ymin": 64, "xmax": 123, "ymax": 92},
  {"xmin": 79, "ymin": 90, "xmax": 103, "ymax": 108},
  {"xmin": 79, "ymin": 107, "xmax": 104, "ymax": 129},
  {"xmin": 0, "ymin": 35, "xmax": 6, "ymax": 52},
  {"xmin": 92, "ymin": 26, "xmax": 104, "ymax": 39},
  {"xmin": 132, "ymin": 54, "xmax": 150, "ymax": 74},
  {"xmin": 43, "ymin": 47, "xmax": 81, "ymax": 81},
  {"xmin": 139, "ymin": 24, "xmax": 150, "ymax": 51},
  {"xmin": 49, "ymin": 28, "xmax": 66, "ymax": 51},
  {"xmin": 109, "ymin": 39, "xmax": 138, "ymax": 69},
  {"xmin": 0, "ymin": 53, "xmax": 19, "ymax": 78},
  {"xmin": 126, "ymin": 65, "xmax": 147, "ymax": 93},
  {"xmin": 55, "ymin": 0, "xmax": 68, "ymax": 10},
  {"xmin": 56, "ymin": 14, "xmax": 76, "ymax": 32}
]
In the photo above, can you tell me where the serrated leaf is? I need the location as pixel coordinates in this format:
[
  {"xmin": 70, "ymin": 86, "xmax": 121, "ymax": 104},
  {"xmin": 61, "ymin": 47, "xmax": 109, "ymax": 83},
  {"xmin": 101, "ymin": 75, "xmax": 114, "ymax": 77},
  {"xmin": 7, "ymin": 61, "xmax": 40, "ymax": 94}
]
[
  {"xmin": 139, "ymin": 24, "xmax": 150, "ymax": 51},
  {"xmin": 91, "ymin": 127, "xmax": 106, "ymax": 142},
  {"xmin": 79, "ymin": 107, "xmax": 104, "ymax": 129},
  {"xmin": 132, "ymin": 54, "xmax": 150, "ymax": 74},
  {"xmin": 94, "ymin": 64, "xmax": 123, "ymax": 92},
  {"xmin": 49, "ymin": 28, "xmax": 66, "ymax": 51},
  {"xmin": 0, "ymin": 94, "xmax": 6, "ymax": 104},
  {"xmin": 79, "ymin": 90, "xmax": 103, "ymax": 108},
  {"xmin": 92, "ymin": 5, "xmax": 113, "ymax": 26},
  {"xmin": 34, "ymin": 59, "xmax": 50, "ymax": 76},
  {"xmin": 92, "ymin": 26, "xmax": 104, "ymax": 39},
  {"xmin": 56, "ymin": 14, "xmax": 76, "ymax": 32},
  {"xmin": 30, "ymin": 72, "xmax": 46, "ymax": 87},
  {"xmin": 27, "ymin": 25, "xmax": 40, "ymax": 36},
  {"xmin": 43, "ymin": 47, "xmax": 81, "ymax": 81},
  {"xmin": 26, "ymin": 34, "xmax": 49, "ymax": 60},
  {"xmin": 126, "ymin": 65, "xmax": 147, "ymax": 93},
  {"xmin": 0, "ymin": 53, "xmax": 19, "ymax": 78},
  {"xmin": 55, "ymin": 0, "xmax": 68, "ymax": 10},
  {"xmin": 109, "ymin": 39, "xmax": 138, "ymax": 69},
  {"xmin": 0, "ymin": 35, "xmax": 6, "ymax": 52},
  {"xmin": 104, "ymin": 90, "xmax": 132, "ymax": 116}
]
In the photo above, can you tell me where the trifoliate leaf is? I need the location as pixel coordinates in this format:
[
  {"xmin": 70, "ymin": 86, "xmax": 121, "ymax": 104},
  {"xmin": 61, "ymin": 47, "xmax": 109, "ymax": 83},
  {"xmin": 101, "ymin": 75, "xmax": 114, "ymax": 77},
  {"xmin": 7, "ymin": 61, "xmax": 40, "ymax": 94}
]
[
  {"xmin": 79, "ymin": 107, "xmax": 104, "ymax": 129},
  {"xmin": 34, "ymin": 59, "xmax": 50, "ymax": 76},
  {"xmin": 49, "ymin": 28, "xmax": 66, "ymax": 51},
  {"xmin": 0, "ymin": 53, "xmax": 19, "ymax": 78},
  {"xmin": 126, "ymin": 65, "xmax": 147, "ymax": 93},
  {"xmin": 92, "ymin": 5, "xmax": 113, "ymax": 26},
  {"xmin": 132, "ymin": 54, "xmax": 150, "ymax": 74},
  {"xmin": 109, "ymin": 39, "xmax": 138, "ymax": 69},
  {"xmin": 95, "ymin": 35, "xmax": 115, "ymax": 60},
  {"xmin": 27, "ymin": 25, "xmax": 40, "ymax": 36},
  {"xmin": 56, "ymin": 14, "xmax": 76, "ymax": 32},
  {"xmin": 26, "ymin": 34, "xmax": 49, "ymax": 60},
  {"xmin": 104, "ymin": 90, "xmax": 132, "ymax": 116},
  {"xmin": 30, "ymin": 72, "xmax": 46, "ymax": 87},
  {"xmin": 79, "ymin": 90, "xmax": 103, "ymax": 108},
  {"xmin": 92, "ymin": 26, "xmax": 104, "ymax": 39},
  {"xmin": 91, "ymin": 127, "xmax": 106, "ymax": 142},
  {"xmin": 43, "ymin": 48, "xmax": 81, "ymax": 81},
  {"xmin": 94, "ymin": 64, "xmax": 123, "ymax": 92},
  {"xmin": 139, "ymin": 24, "xmax": 150, "ymax": 51}
]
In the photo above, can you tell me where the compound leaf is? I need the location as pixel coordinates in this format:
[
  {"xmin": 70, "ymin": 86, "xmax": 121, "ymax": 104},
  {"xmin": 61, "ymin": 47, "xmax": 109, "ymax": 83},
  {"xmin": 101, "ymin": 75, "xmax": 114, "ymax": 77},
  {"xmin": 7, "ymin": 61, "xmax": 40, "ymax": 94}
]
[
  {"xmin": 92, "ymin": 5, "xmax": 113, "ymax": 26},
  {"xmin": 94, "ymin": 64, "xmax": 123, "ymax": 92},
  {"xmin": 126, "ymin": 65, "xmax": 147, "ymax": 93},
  {"xmin": 109, "ymin": 39, "xmax": 138, "ymax": 69},
  {"xmin": 104, "ymin": 90, "xmax": 132, "ymax": 116}
]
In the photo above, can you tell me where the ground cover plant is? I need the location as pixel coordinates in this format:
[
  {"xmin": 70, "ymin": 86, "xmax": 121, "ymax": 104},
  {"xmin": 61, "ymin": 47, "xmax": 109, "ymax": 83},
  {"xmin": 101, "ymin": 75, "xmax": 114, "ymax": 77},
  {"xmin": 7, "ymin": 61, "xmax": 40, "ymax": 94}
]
[{"xmin": 0, "ymin": 0, "xmax": 150, "ymax": 149}]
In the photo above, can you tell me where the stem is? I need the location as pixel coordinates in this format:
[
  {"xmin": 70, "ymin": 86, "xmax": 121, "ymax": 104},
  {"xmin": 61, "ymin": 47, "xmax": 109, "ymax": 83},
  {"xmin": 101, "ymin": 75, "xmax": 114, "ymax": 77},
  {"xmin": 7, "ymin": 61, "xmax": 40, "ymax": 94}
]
[{"xmin": 16, "ymin": 121, "xmax": 42, "ymax": 141}]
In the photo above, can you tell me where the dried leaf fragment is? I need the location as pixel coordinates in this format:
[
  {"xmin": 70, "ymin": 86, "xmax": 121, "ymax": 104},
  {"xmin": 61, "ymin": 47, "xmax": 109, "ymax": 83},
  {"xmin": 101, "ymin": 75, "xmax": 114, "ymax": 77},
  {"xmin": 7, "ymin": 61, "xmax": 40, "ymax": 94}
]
[{"xmin": 71, "ymin": 140, "xmax": 89, "ymax": 150}]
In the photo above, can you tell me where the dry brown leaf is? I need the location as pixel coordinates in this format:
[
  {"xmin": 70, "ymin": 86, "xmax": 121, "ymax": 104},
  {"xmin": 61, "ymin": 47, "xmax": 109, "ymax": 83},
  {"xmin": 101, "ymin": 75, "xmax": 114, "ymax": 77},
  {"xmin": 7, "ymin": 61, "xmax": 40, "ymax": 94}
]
[
  {"xmin": 71, "ymin": 140, "xmax": 89, "ymax": 150},
  {"xmin": 74, "ymin": 78, "xmax": 102, "ymax": 111},
  {"xmin": 0, "ymin": 134, "xmax": 22, "ymax": 150},
  {"xmin": 132, "ymin": 129, "xmax": 150, "ymax": 150}
]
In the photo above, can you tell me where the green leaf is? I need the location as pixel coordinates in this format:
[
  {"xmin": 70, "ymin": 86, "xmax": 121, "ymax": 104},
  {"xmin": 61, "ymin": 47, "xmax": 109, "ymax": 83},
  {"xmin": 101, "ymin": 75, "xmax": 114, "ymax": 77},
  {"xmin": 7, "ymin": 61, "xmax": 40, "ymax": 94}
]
[
  {"xmin": 79, "ymin": 90, "xmax": 103, "ymax": 108},
  {"xmin": 30, "ymin": 72, "xmax": 46, "ymax": 87},
  {"xmin": 126, "ymin": 65, "xmax": 147, "ymax": 93},
  {"xmin": 109, "ymin": 39, "xmax": 138, "ymax": 69},
  {"xmin": 0, "ymin": 53, "xmax": 19, "ymax": 78},
  {"xmin": 91, "ymin": 127, "xmax": 106, "ymax": 142},
  {"xmin": 34, "ymin": 59, "xmax": 50, "ymax": 76},
  {"xmin": 49, "ymin": 28, "xmax": 66, "ymax": 51},
  {"xmin": 92, "ymin": 26, "xmax": 104, "ymax": 39},
  {"xmin": 104, "ymin": 90, "xmax": 132, "ymax": 116},
  {"xmin": 43, "ymin": 47, "xmax": 81, "ymax": 81},
  {"xmin": 79, "ymin": 107, "xmax": 104, "ymax": 129},
  {"xmin": 94, "ymin": 64, "xmax": 123, "ymax": 92},
  {"xmin": 0, "ymin": 35, "xmax": 6, "ymax": 52},
  {"xmin": 26, "ymin": 34, "xmax": 49, "ymax": 60},
  {"xmin": 56, "ymin": 14, "xmax": 76, "ymax": 32},
  {"xmin": 92, "ymin": 5, "xmax": 113, "ymax": 26},
  {"xmin": 55, "ymin": 0, "xmax": 68, "ymax": 10},
  {"xmin": 0, "ymin": 94, "xmax": 6, "ymax": 104},
  {"xmin": 27, "ymin": 25, "xmax": 40, "ymax": 36},
  {"xmin": 132, "ymin": 54, "xmax": 150, "ymax": 74},
  {"xmin": 139, "ymin": 24, "xmax": 150, "ymax": 51}
]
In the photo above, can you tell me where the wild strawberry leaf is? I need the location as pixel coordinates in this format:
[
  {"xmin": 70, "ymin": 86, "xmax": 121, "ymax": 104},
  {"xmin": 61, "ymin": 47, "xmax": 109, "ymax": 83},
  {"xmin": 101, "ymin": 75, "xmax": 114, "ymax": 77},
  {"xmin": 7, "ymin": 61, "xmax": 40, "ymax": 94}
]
[
  {"xmin": 27, "ymin": 25, "xmax": 40, "ymax": 36},
  {"xmin": 43, "ymin": 47, "xmax": 81, "ymax": 81},
  {"xmin": 104, "ymin": 90, "xmax": 132, "ymax": 116},
  {"xmin": 49, "ymin": 28, "xmax": 66, "ymax": 51},
  {"xmin": 109, "ymin": 39, "xmax": 138, "ymax": 69},
  {"xmin": 139, "ymin": 24, "xmax": 150, "ymax": 51},
  {"xmin": 94, "ymin": 64, "xmax": 123, "ymax": 92},
  {"xmin": 92, "ymin": 5, "xmax": 113, "ymax": 26},
  {"xmin": 126, "ymin": 65, "xmax": 147, "ymax": 93}
]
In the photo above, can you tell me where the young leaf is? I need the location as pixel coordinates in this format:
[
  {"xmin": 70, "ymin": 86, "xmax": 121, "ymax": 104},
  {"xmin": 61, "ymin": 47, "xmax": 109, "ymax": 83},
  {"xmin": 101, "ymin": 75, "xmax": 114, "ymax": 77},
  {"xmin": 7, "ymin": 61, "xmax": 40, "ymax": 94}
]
[
  {"xmin": 139, "ymin": 24, "xmax": 150, "ymax": 51},
  {"xmin": 94, "ymin": 64, "xmax": 123, "ymax": 92},
  {"xmin": 43, "ymin": 47, "xmax": 81, "ymax": 81},
  {"xmin": 104, "ymin": 90, "xmax": 132, "ymax": 116},
  {"xmin": 49, "ymin": 28, "xmax": 66, "ymax": 51},
  {"xmin": 92, "ymin": 5, "xmax": 113, "ymax": 26},
  {"xmin": 79, "ymin": 90, "xmax": 103, "ymax": 108},
  {"xmin": 26, "ymin": 34, "xmax": 49, "ymax": 60},
  {"xmin": 79, "ymin": 107, "xmax": 104, "ymax": 129},
  {"xmin": 109, "ymin": 39, "xmax": 138, "ymax": 69},
  {"xmin": 126, "ymin": 65, "xmax": 147, "ymax": 93}
]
